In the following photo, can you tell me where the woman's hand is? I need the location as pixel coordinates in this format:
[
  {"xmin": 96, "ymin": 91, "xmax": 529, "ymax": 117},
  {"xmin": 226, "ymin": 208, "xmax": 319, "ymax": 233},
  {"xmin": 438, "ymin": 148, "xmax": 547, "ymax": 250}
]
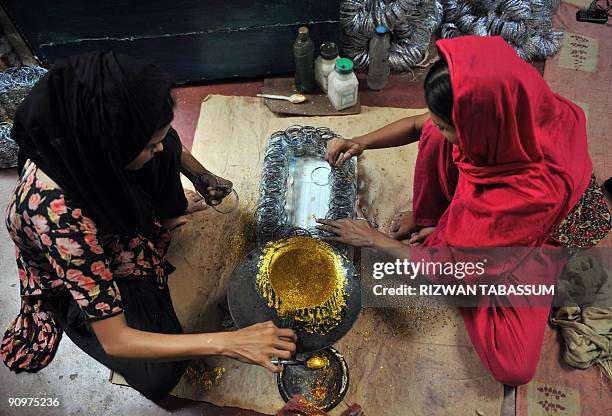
[
  {"xmin": 316, "ymin": 217, "xmax": 388, "ymax": 247},
  {"xmin": 406, "ymin": 227, "xmax": 436, "ymax": 246},
  {"xmin": 194, "ymin": 172, "xmax": 234, "ymax": 206},
  {"xmin": 389, "ymin": 211, "xmax": 418, "ymax": 240},
  {"xmin": 325, "ymin": 138, "xmax": 365, "ymax": 167},
  {"xmin": 221, "ymin": 321, "xmax": 297, "ymax": 373},
  {"xmin": 316, "ymin": 200, "xmax": 388, "ymax": 247}
]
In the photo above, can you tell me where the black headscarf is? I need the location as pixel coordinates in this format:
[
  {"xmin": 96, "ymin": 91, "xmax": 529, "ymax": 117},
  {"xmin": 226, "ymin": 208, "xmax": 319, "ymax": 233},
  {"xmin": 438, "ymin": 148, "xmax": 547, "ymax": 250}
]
[{"xmin": 12, "ymin": 51, "xmax": 174, "ymax": 237}]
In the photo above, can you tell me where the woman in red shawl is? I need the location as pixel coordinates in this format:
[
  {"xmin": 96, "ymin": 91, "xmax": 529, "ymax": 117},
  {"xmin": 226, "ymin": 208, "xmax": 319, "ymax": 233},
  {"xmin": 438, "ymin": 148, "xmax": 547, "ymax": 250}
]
[{"xmin": 318, "ymin": 36, "xmax": 611, "ymax": 385}]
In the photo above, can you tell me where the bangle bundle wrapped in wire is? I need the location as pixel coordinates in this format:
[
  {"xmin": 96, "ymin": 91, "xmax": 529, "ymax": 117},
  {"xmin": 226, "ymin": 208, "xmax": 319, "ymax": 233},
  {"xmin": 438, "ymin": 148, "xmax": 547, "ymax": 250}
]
[
  {"xmin": 438, "ymin": 0, "xmax": 563, "ymax": 61},
  {"xmin": 256, "ymin": 125, "xmax": 357, "ymax": 245},
  {"xmin": 0, "ymin": 123, "xmax": 18, "ymax": 169},
  {"xmin": 340, "ymin": 0, "xmax": 562, "ymax": 70},
  {"xmin": 0, "ymin": 66, "xmax": 47, "ymax": 168},
  {"xmin": 340, "ymin": 0, "xmax": 443, "ymax": 72}
]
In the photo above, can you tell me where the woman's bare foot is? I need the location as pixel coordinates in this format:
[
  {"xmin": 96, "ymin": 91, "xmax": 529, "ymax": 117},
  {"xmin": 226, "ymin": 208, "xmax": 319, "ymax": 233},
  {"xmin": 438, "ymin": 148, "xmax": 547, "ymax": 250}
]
[
  {"xmin": 184, "ymin": 189, "xmax": 207, "ymax": 214},
  {"xmin": 389, "ymin": 211, "xmax": 418, "ymax": 240},
  {"xmin": 159, "ymin": 190, "xmax": 208, "ymax": 230}
]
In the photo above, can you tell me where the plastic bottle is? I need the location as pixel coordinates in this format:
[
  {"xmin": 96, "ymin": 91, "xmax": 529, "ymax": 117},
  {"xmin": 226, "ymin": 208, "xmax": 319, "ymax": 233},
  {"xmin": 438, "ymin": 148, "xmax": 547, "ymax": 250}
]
[
  {"xmin": 294, "ymin": 26, "xmax": 315, "ymax": 93},
  {"xmin": 327, "ymin": 58, "xmax": 359, "ymax": 111},
  {"xmin": 367, "ymin": 25, "xmax": 391, "ymax": 91},
  {"xmin": 315, "ymin": 42, "xmax": 339, "ymax": 93}
]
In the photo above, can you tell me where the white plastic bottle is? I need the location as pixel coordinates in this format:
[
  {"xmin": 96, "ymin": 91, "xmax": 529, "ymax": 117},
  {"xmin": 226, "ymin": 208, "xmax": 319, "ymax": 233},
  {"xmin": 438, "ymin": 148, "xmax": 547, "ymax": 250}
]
[
  {"xmin": 315, "ymin": 42, "xmax": 339, "ymax": 92},
  {"xmin": 327, "ymin": 58, "xmax": 359, "ymax": 111},
  {"xmin": 367, "ymin": 25, "xmax": 390, "ymax": 90}
]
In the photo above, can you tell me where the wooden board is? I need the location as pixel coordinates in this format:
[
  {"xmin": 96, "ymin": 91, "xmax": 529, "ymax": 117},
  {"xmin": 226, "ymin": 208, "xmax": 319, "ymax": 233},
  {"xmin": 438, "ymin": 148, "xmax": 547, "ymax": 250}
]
[{"xmin": 262, "ymin": 77, "xmax": 361, "ymax": 116}]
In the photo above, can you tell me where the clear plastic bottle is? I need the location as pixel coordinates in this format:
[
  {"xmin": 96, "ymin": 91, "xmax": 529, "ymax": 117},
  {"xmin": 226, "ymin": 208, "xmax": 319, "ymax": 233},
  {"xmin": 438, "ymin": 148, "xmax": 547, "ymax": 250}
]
[
  {"xmin": 315, "ymin": 42, "xmax": 339, "ymax": 93},
  {"xmin": 294, "ymin": 26, "xmax": 315, "ymax": 93},
  {"xmin": 327, "ymin": 58, "xmax": 359, "ymax": 111},
  {"xmin": 367, "ymin": 25, "xmax": 390, "ymax": 91}
]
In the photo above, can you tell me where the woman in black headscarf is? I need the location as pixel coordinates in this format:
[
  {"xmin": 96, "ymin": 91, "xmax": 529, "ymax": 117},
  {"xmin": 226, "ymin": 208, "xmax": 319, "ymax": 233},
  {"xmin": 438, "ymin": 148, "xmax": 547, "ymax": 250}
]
[{"xmin": 2, "ymin": 52, "xmax": 296, "ymax": 400}]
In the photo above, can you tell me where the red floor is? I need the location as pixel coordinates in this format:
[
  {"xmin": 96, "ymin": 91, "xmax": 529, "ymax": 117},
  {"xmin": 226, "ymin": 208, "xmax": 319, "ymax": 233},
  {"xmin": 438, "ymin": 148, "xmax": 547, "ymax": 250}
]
[
  {"xmin": 172, "ymin": 72, "xmax": 433, "ymax": 150},
  {"xmin": 171, "ymin": 63, "xmax": 545, "ymax": 151}
]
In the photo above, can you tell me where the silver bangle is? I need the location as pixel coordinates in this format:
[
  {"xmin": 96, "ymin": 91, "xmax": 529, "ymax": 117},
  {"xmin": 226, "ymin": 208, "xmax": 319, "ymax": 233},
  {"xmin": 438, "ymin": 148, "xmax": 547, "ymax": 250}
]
[{"xmin": 354, "ymin": 216, "xmax": 379, "ymax": 229}]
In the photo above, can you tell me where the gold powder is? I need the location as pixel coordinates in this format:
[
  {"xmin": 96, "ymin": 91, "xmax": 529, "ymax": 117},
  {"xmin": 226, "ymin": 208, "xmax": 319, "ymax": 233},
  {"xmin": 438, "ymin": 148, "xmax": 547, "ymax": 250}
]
[
  {"xmin": 310, "ymin": 381, "xmax": 328, "ymax": 402},
  {"xmin": 306, "ymin": 354, "xmax": 330, "ymax": 370},
  {"xmin": 184, "ymin": 364, "xmax": 225, "ymax": 390},
  {"xmin": 256, "ymin": 236, "xmax": 347, "ymax": 334},
  {"xmin": 269, "ymin": 245, "xmax": 336, "ymax": 310}
]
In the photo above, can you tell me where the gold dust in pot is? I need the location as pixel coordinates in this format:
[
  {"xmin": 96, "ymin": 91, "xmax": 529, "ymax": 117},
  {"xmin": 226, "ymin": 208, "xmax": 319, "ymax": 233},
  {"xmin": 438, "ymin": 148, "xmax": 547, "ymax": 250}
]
[
  {"xmin": 269, "ymin": 242, "xmax": 336, "ymax": 310},
  {"xmin": 256, "ymin": 236, "xmax": 347, "ymax": 334}
]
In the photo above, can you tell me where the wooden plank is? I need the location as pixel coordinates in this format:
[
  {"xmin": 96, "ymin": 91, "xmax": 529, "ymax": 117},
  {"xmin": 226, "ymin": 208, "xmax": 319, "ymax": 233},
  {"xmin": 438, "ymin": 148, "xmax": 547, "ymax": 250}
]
[{"xmin": 262, "ymin": 77, "xmax": 361, "ymax": 116}]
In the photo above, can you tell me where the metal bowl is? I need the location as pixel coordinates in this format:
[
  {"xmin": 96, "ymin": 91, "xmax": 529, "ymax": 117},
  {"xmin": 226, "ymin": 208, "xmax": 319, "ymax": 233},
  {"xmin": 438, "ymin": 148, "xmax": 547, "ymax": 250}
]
[
  {"xmin": 227, "ymin": 240, "xmax": 361, "ymax": 353},
  {"xmin": 277, "ymin": 347, "xmax": 349, "ymax": 411}
]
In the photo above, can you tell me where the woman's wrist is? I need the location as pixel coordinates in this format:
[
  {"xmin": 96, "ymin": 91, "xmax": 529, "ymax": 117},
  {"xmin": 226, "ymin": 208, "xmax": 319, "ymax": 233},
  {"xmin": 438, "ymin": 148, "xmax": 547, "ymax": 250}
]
[
  {"xmin": 370, "ymin": 230, "xmax": 404, "ymax": 248},
  {"xmin": 198, "ymin": 332, "xmax": 231, "ymax": 357},
  {"xmin": 180, "ymin": 146, "xmax": 211, "ymax": 182},
  {"xmin": 182, "ymin": 166, "xmax": 209, "ymax": 183},
  {"xmin": 352, "ymin": 135, "xmax": 369, "ymax": 151}
]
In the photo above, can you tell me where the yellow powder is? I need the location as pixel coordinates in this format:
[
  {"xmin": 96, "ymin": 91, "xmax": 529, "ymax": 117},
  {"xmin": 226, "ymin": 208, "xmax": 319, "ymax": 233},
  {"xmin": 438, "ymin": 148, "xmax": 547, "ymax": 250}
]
[
  {"xmin": 269, "ymin": 245, "xmax": 337, "ymax": 310},
  {"xmin": 256, "ymin": 237, "xmax": 347, "ymax": 334},
  {"xmin": 306, "ymin": 354, "xmax": 329, "ymax": 370},
  {"xmin": 184, "ymin": 364, "xmax": 225, "ymax": 390}
]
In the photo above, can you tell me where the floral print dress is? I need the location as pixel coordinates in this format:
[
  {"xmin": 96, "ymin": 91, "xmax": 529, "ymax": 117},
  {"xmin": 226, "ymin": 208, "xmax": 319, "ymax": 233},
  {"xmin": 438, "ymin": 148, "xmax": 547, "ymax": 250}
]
[
  {"xmin": 551, "ymin": 174, "xmax": 611, "ymax": 248},
  {"xmin": 2, "ymin": 162, "xmax": 174, "ymax": 372}
]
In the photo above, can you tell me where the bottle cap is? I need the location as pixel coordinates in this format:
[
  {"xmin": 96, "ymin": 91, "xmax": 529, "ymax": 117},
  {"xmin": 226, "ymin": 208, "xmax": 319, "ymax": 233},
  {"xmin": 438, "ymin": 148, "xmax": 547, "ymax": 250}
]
[
  {"xmin": 375, "ymin": 25, "xmax": 387, "ymax": 35},
  {"xmin": 335, "ymin": 58, "xmax": 354, "ymax": 75},
  {"xmin": 320, "ymin": 42, "xmax": 339, "ymax": 60},
  {"xmin": 298, "ymin": 26, "xmax": 309, "ymax": 40}
]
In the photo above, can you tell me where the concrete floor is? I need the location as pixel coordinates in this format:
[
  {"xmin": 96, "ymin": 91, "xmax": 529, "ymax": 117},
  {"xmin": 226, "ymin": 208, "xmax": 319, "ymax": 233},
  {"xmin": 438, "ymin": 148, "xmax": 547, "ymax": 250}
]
[{"xmin": 0, "ymin": 68, "xmax": 546, "ymax": 415}]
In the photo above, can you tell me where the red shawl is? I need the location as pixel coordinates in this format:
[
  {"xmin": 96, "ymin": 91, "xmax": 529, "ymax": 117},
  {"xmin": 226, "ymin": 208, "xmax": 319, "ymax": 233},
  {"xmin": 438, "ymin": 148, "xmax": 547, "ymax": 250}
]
[{"xmin": 423, "ymin": 36, "xmax": 591, "ymax": 248}]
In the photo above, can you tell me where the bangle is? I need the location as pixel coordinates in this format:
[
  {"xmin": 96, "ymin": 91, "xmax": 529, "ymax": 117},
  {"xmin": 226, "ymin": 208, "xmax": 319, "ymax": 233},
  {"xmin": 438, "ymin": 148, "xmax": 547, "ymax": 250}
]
[
  {"xmin": 354, "ymin": 216, "xmax": 379, "ymax": 229},
  {"xmin": 194, "ymin": 172, "xmax": 239, "ymax": 214}
]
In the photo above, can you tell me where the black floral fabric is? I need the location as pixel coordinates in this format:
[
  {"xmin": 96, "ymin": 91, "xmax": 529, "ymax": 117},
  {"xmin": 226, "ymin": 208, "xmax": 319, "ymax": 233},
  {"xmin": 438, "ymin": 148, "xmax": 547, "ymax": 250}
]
[
  {"xmin": 2, "ymin": 163, "xmax": 174, "ymax": 372},
  {"xmin": 551, "ymin": 174, "xmax": 612, "ymax": 248}
]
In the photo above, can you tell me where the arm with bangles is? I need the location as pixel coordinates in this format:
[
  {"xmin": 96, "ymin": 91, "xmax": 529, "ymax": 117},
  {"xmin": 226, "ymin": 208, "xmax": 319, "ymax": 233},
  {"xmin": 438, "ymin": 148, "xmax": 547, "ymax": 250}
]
[
  {"xmin": 102, "ymin": 146, "xmax": 293, "ymax": 371},
  {"xmin": 323, "ymin": 112, "xmax": 434, "ymax": 243},
  {"xmin": 324, "ymin": 112, "xmax": 430, "ymax": 166},
  {"xmin": 91, "ymin": 315, "xmax": 295, "ymax": 372},
  {"xmin": 316, "ymin": 204, "xmax": 413, "ymax": 257}
]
